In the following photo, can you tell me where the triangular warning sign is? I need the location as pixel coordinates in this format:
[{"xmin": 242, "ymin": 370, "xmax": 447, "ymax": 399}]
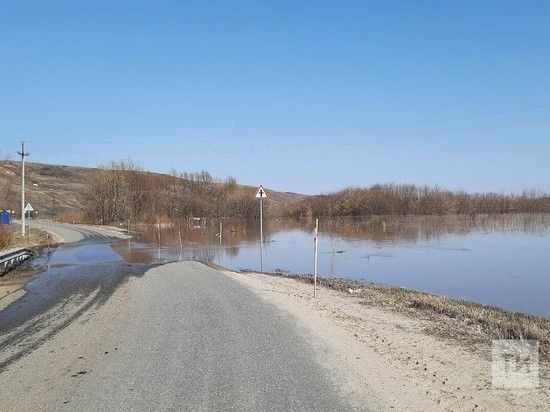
[
  {"xmin": 255, "ymin": 185, "xmax": 268, "ymax": 199},
  {"xmin": 24, "ymin": 203, "xmax": 34, "ymax": 212}
]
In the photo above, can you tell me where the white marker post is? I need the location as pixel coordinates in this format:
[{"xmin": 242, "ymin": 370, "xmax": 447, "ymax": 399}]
[
  {"xmin": 314, "ymin": 218, "xmax": 319, "ymax": 298},
  {"xmin": 218, "ymin": 221, "xmax": 223, "ymax": 265},
  {"xmin": 157, "ymin": 219, "xmax": 161, "ymax": 261},
  {"xmin": 255, "ymin": 185, "xmax": 268, "ymax": 272}
]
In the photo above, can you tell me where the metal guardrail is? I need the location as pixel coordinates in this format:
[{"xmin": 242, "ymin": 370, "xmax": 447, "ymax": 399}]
[{"xmin": 0, "ymin": 248, "xmax": 34, "ymax": 275}]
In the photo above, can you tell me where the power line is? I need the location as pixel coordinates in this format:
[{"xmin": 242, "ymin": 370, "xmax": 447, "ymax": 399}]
[
  {"xmin": 27, "ymin": 104, "xmax": 550, "ymax": 147},
  {"xmin": 33, "ymin": 115, "xmax": 550, "ymax": 158}
]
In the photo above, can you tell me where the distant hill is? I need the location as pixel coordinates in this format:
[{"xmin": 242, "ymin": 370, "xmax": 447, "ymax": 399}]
[{"xmin": 0, "ymin": 161, "xmax": 306, "ymax": 219}]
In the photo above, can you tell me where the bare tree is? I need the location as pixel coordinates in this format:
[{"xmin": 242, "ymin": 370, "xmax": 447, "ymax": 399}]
[
  {"xmin": 84, "ymin": 163, "xmax": 259, "ymax": 224},
  {"xmin": 290, "ymin": 184, "xmax": 550, "ymax": 217}
]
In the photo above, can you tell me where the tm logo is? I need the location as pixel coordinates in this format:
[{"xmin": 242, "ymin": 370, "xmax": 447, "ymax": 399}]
[{"xmin": 492, "ymin": 340, "xmax": 539, "ymax": 389}]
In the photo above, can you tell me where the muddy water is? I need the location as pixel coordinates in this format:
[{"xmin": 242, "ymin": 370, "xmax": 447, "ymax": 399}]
[
  {"xmin": 124, "ymin": 214, "xmax": 550, "ymax": 318},
  {"xmin": 0, "ymin": 240, "xmax": 150, "ymax": 335}
]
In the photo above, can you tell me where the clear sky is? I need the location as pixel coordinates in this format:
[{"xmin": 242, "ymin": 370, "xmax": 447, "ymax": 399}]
[{"xmin": 1, "ymin": 1, "xmax": 549, "ymax": 194}]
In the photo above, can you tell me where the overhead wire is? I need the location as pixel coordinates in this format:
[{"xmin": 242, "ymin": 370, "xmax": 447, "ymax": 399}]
[
  {"xmin": 32, "ymin": 103, "xmax": 550, "ymax": 147},
  {"xmin": 34, "ymin": 116, "xmax": 550, "ymax": 158}
]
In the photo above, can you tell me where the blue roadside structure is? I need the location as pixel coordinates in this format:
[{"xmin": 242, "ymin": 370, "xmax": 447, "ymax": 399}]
[{"xmin": 0, "ymin": 210, "xmax": 11, "ymax": 225}]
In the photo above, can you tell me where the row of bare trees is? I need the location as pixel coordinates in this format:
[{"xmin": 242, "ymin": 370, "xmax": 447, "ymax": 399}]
[
  {"xmin": 84, "ymin": 161, "xmax": 259, "ymax": 225},
  {"xmin": 85, "ymin": 163, "xmax": 550, "ymax": 224},
  {"xmin": 289, "ymin": 184, "xmax": 550, "ymax": 217}
]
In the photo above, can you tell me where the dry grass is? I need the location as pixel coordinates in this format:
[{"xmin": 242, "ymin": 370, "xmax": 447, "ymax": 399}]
[
  {"xmin": 0, "ymin": 225, "xmax": 12, "ymax": 249},
  {"xmin": 250, "ymin": 270, "xmax": 550, "ymax": 360},
  {"xmin": 0, "ymin": 223, "xmax": 57, "ymax": 250},
  {"xmin": 57, "ymin": 211, "xmax": 90, "ymax": 224},
  {"xmin": 0, "ymin": 161, "xmax": 305, "ymax": 221},
  {"xmin": 0, "ymin": 161, "xmax": 92, "ymax": 218}
]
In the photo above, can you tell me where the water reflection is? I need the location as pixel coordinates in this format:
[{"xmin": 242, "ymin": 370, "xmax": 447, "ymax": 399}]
[
  {"xmin": 111, "ymin": 240, "xmax": 156, "ymax": 264},
  {"xmin": 293, "ymin": 214, "xmax": 550, "ymax": 243},
  {"xmin": 109, "ymin": 214, "xmax": 550, "ymax": 317}
]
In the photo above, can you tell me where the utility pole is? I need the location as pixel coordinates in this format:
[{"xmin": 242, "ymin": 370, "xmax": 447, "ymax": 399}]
[{"xmin": 17, "ymin": 141, "xmax": 29, "ymax": 236}]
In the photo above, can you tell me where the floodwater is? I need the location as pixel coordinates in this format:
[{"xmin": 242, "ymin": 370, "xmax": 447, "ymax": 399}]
[
  {"xmin": 0, "ymin": 240, "xmax": 149, "ymax": 336},
  {"xmin": 120, "ymin": 214, "xmax": 550, "ymax": 318}
]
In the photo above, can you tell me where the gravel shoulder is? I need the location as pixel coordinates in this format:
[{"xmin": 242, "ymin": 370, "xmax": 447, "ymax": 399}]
[{"xmin": 222, "ymin": 270, "xmax": 550, "ymax": 411}]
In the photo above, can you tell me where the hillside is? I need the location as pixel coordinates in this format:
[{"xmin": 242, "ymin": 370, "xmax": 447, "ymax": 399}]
[{"xmin": 0, "ymin": 161, "xmax": 306, "ymax": 219}]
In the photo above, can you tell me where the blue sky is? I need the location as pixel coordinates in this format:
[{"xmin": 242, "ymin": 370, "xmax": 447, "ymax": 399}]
[{"xmin": 1, "ymin": 1, "xmax": 549, "ymax": 194}]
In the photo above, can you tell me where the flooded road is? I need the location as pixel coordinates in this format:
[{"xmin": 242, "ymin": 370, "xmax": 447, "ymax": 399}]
[
  {"xmin": 0, "ymin": 239, "xmax": 149, "ymax": 366},
  {"xmin": 128, "ymin": 214, "xmax": 550, "ymax": 318}
]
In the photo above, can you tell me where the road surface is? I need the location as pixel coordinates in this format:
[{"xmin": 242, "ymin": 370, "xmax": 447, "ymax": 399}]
[
  {"xmin": 29, "ymin": 219, "xmax": 129, "ymax": 243},
  {"xmin": 0, "ymin": 261, "xmax": 352, "ymax": 411}
]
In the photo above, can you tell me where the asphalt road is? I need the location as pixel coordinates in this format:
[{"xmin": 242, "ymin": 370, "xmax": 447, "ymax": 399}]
[
  {"xmin": 0, "ymin": 261, "xmax": 351, "ymax": 411},
  {"xmin": 29, "ymin": 219, "xmax": 129, "ymax": 243}
]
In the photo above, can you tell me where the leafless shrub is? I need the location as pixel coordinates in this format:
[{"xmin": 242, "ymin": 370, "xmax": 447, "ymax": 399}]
[
  {"xmin": 289, "ymin": 184, "xmax": 550, "ymax": 217},
  {"xmin": 84, "ymin": 161, "xmax": 259, "ymax": 225}
]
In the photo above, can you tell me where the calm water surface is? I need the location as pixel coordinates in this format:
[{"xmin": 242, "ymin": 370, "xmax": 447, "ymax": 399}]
[{"xmin": 115, "ymin": 214, "xmax": 550, "ymax": 318}]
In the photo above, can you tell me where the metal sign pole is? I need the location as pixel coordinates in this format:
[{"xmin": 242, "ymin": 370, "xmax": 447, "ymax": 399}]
[
  {"xmin": 255, "ymin": 185, "xmax": 267, "ymax": 273},
  {"xmin": 314, "ymin": 218, "xmax": 319, "ymax": 298},
  {"xmin": 260, "ymin": 197, "xmax": 263, "ymax": 246},
  {"xmin": 260, "ymin": 197, "xmax": 264, "ymax": 272}
]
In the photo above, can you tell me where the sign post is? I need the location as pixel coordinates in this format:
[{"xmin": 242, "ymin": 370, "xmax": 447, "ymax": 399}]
[
  {"xmin": 255, "ymin": 185, "xmax": 268, "ymax": 245},
  {"xmin": 255, "ymin": 185, "xmax": 268, "ymax": 272}
]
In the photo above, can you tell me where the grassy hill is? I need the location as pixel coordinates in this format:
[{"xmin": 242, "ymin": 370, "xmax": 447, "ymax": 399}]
[{"xmin": 0, "ymin": 161, "xmax": 306, "ymax": 219}]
